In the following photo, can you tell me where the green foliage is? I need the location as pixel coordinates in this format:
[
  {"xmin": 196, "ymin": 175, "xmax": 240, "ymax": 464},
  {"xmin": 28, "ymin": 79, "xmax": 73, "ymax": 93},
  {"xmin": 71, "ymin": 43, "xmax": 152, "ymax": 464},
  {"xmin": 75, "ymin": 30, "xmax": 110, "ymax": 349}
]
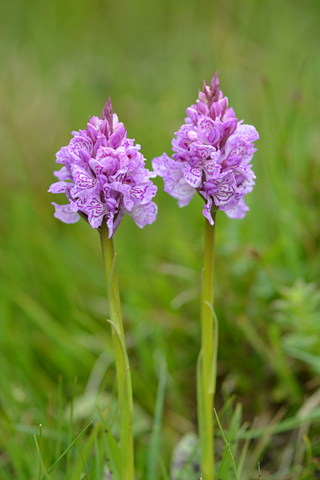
[
  {"xmin": 273, "ymin": 279, "xmax": 320, "ymax": 374},
  {"xmin": 1, "ymin": 0, "xmax": 320, "ymax": 478}
]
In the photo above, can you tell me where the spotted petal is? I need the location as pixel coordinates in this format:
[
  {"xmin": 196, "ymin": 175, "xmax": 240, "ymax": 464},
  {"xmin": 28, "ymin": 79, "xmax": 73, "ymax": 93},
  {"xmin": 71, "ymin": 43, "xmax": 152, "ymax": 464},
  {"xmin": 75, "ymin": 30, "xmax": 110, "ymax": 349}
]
[
  {"xmin": 69, "ymin": 135, "xmax": 93, "ymax": 160},
  {"xmin": 201, "ymin": 194, "xmax": 215, "ymax": 225},
  {"xmin": 182, "ymin": 164, "xmax": 202, "ymax": 188},
  {"xmin": 203, "ymin": 155, "xmax": 221, "ymax": 180},
  {"xmin": 85, "ymin": 198, "xmax": 107, "ymax": 229},
  {"xmin": 205, "ymin": 172, "xmax": 240, "ymax": 209},
  {"xmin": 70, "ymin": 165, "xmax": 96, "ymax": 199}
]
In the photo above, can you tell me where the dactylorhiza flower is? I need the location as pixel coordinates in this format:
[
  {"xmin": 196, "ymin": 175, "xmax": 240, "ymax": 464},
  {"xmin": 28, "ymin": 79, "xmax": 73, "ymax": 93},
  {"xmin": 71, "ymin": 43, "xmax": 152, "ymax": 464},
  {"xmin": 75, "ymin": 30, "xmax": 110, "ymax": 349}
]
[
  {"xmin": 49, "ymin": 99, "xmax": 158, "ymax": 237},
  {"xmin": 152, "ymin": 73, "xmax": 259, "ymax": 224}
]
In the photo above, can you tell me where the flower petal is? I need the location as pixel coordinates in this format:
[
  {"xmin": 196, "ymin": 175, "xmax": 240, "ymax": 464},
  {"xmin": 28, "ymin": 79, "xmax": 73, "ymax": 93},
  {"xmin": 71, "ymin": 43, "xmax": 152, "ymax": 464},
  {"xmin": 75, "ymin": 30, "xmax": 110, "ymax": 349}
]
[
  {"xmin": 48, "ymin": 181, "xmax": 71, "ymax": 194},
  {"xmin": 85, "ymin": 198, "xmax": 107, "ymax": 229},
  {"xmin": 130, "ymin": 202, "xmax": 158, "ymax": 228},
  {"xmin": 70, "ymin": 165, "xmax": 96, "ymax": 199},
  {"xmin": 182, "ymin": 164, "xmax": 202, "ymax": 188},
  {"xmin": 224, "ymin": 198, "xmax": 249, "ymax": 219},
  {"xmin": 51, "ymin": 203, "xmax": 80, "ymax": 224}
]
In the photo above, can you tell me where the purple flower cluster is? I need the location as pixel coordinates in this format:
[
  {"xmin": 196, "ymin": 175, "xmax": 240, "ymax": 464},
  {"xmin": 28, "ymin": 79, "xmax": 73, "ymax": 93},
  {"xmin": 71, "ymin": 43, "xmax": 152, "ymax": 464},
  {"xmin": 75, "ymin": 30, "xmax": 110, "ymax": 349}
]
[
  {"xmin": 49, "ymin": 99, "xmax": 157, "ymax": 237},
  {"xmin": 152, "ymin": 73, "xmax": 259, "ymax": 224}
]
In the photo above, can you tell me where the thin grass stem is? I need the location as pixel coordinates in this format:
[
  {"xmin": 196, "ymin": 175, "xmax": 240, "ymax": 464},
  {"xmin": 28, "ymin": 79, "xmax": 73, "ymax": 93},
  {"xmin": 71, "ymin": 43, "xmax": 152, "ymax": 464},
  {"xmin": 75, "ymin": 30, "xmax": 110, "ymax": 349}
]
[
  {"xmin": 34, "ymin": 435, "xmax": 51, "ymax": 480},
  {"xmin": 55, "ymin": 374, "xmax": 63, "ymax": 459},
  {"xmin": 38, "ymin": 425, "xmax": 43, "ymax": 480},
  {"xmin": 214, "ymin": 409, "xmax": 239, "ymax": 480},
  {"xmin": 158, "ymin": 455, "xmax": 170, "ymax": 480},
  {"xmin": 67, "ymin": 376, "xmax": 78, "ymax": 476},
  {"xmin": 147, "ymin": 359, "xmax": 167, "ymax": 480},
  {"xmin": 77, "ymin": 439, "xmax": 92, "ymax": 480}
]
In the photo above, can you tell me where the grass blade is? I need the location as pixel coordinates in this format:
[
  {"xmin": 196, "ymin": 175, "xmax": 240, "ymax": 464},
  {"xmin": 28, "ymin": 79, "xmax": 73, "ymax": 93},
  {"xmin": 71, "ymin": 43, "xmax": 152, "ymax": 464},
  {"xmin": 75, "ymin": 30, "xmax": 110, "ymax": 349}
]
[
  {"xmin": 213, "ymin": 408, "xmax": 239, "ymax": 480},
  {"xmin": 77, "ymin": 438, "xmax": 92, "ymax": 480},
  {"xmin": 38, "ymin": 424, "xmax": 43, "ymax": 480},
  {"xmin": 41, "ymin": 421, "xmax": 92, "ymax": 480},
  {"xmin": 146, "ymin": 358, "xmax": 167, "ymax": 480},
  {"xmin": 55, "ymin": 374, "xmax": 63, "ymax": 459},
  {"xmin": 196, "ymin": 351, "xmax": 205, "ymax": 478},
  {"xmin": 243, "ymin": 407, "xmax": 286, "ymax": 479},
  {"xmin": 158, "ymin": 455, "xmax": 170, "ymax": 480},
  {"xmin": 218, "ymin": 403, "xmax": 242, "ymax": 479},
  {"xmin": 97, "ymin": 405, "xmax": 122, "ymax": 480},
  {"xmin": 67, "ymin": 376, "xmax": 78, "ymax": 476},
  {"xmin": 34, "ymin": 435, "xmax": 51, "ymax": 480}
]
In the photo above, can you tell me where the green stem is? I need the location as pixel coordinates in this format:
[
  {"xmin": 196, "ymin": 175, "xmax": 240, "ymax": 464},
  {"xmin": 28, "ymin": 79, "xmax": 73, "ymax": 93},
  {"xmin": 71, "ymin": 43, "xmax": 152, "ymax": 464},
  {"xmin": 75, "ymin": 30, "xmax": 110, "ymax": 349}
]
[
  {"xmin": 99, "ymin": 222, "xmax": 134, "ymax": 480},
  {"xmin": 199, "ymin": 213, "xmax": 217, "ymax": 480}
]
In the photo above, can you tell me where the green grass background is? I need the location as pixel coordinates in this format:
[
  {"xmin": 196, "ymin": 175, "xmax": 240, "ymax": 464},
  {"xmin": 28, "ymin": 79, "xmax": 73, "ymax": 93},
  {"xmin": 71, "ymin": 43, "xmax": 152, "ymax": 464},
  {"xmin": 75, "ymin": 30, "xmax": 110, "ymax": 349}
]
[{"xmin": 1, "ymin": 0, "xmax": 320, "ymax": 478}]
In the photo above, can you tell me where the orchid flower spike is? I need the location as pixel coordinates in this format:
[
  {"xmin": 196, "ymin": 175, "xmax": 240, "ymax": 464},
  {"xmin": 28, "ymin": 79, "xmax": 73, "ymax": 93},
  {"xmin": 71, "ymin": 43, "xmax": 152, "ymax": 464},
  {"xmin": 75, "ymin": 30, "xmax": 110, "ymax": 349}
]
[
  {"xmin": 49, "ymin": 98, "xmax": 158, "ymax": 237},
  {"xmin": 152, "ymin": 73, "xmax": 259, "ymax": 223}
]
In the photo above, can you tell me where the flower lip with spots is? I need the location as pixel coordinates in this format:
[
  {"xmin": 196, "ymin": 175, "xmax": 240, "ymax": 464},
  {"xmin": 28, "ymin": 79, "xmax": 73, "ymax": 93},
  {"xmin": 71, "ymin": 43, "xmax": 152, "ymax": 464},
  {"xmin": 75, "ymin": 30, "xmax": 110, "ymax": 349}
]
[
  {"xmin": 152, "ymin": 72, "xmax": 259, "ymax": 223},
  {"xmin": 49, "ymin": 98, "xmax": 158, "ymax": 237}
]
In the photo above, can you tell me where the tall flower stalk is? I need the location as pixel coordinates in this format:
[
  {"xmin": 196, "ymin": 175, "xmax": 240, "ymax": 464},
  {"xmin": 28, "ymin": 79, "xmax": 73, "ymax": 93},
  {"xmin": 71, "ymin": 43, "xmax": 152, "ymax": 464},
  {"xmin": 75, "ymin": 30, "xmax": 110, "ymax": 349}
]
[
  {"xmin": 199, "ymin": 213, "xmax": 217, "ymax": 480},
  {"xmin": 153, "ymin": 73, "xmax": 259, "ymax": 480},
  {"xmin": 99, "ymin": 222, "xmax": 134, "ymax": 480},
  {"xmin": 49, "ymin": 99, "xmax": 158, "ymax": 480}
]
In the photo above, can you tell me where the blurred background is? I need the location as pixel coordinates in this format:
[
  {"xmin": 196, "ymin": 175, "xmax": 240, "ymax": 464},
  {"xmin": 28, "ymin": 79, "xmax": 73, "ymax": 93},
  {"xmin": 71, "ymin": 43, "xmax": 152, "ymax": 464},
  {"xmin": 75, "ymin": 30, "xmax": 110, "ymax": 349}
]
[{"xmin": 1, "ymin": 0, "xmax": 320, "ymax": 478}]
